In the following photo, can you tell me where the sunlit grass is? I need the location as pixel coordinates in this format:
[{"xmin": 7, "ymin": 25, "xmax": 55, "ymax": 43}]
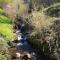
[
  {"xmin": 0, "ymin": 9, "xmax": 5, "ymax": 15},
  {"xmin": 0, "ymin": 15, "xmax": 12, "ymax": 24},
  {"xmin": 0, "ymin": 9, "xmax": 14, "ymax": 41},
  {"xmin": 0, "ymin": 23, "xmax": 14, "ymax": 41}
]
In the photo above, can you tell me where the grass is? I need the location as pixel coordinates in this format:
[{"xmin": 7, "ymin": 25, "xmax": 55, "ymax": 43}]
[
  {"xmin": 0, "ymin": 9, "xmax": 5, "ymax": 15},
  {"xmin": 0, "ymin": 8, "xmax": 14, "ymax": 41},
  {"xmin": 0, "ymin": 23, "xmax": 14, "ymax": 41},
  {"xmin": 0, "ymin": 54, "xmax": 6, "ymax": 60},
  {"xmin": 0, "ymin": 8, "xmax": 13, "ymax": 59},
  {"xmin": 0, "ymin": 15, "xmax": 12, "ymax": 24}
]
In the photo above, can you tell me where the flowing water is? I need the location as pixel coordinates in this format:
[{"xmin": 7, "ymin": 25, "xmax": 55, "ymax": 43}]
[
  {"xmin": 12, "ymin": 17, "xmax": 46, "ymax": 60},
  {"xmin": 16, "ymin": 30, "xmax": 42, "ymax": 60}
]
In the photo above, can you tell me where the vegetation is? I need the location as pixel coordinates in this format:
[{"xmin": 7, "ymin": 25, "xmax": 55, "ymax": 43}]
[
  {"xmin": 0, "ymin": 0, "xmax": 13, "ymax": 7},
  {"xmin": 44, "ymin": 3, "xmax": 60, "ymax": 17},
  {"xmin": 0, "ymin": 0, "xmax": 60, "ymax": 60},
  {"xmin": 0, "ymin": 8, "xmax": 14, "ymax": 60},
  {"xmin": 0, "ymin": 8, "xmax": 14, "ymax": 41},
  {"xmin": 27, "ymin": 3, "xmax": 60, "ymax": 60}
]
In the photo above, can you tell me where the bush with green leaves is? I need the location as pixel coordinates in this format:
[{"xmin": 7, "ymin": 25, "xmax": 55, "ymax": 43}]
[{"xmin": 27, "ymin": 4, "xmax": 60, "ymax": 60}]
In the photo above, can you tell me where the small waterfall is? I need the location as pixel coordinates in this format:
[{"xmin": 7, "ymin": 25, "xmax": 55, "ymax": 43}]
[
  {"xmin": 13, "ymin": 17, "xmax": 43, "ymax": 60},
  {"xmin": 16, "ymin": 30, "xmax": 33, "ymax": 51}
]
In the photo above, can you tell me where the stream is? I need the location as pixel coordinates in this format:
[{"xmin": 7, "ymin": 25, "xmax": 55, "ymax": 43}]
[
  {"xmin": 15, "ymin": 30, "xmax": 42, "ymax": 60},
  {"xmin": 10, "ymin": 17, "xmax": 46, "ymax": 60}
]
